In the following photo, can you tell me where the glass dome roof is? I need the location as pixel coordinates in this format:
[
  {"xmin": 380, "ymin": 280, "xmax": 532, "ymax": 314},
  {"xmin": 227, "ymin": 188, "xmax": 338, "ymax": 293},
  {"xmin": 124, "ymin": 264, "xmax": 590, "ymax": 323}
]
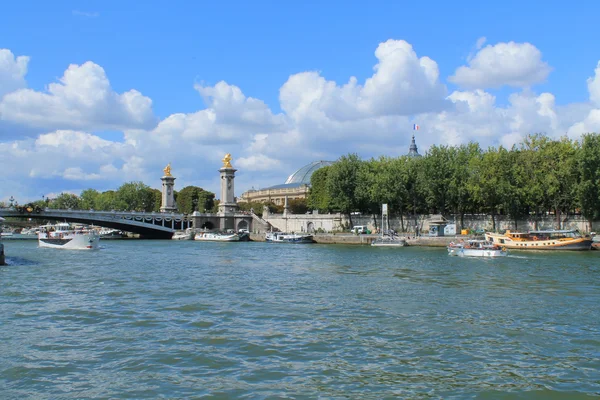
[{"xmin": 284, "ymin": 161, "xmax": 334, "ymax": 185}]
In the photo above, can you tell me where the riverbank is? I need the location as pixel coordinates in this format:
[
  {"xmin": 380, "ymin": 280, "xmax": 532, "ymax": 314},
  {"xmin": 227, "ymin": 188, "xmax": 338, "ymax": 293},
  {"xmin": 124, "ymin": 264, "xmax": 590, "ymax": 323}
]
[{"xmin": 250, "ymin": 233, "xmax": 469, "ymax": 246}]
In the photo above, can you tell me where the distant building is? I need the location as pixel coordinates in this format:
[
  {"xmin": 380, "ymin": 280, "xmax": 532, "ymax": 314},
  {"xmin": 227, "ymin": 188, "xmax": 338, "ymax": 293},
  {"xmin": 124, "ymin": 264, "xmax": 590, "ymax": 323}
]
[
  {"xmin": 239, "ymin": 161, "xmax": 333, "ymax": 205},
  {"xmin": 408, "ymin": 135, "xmax": 421, "ymax": 157}
]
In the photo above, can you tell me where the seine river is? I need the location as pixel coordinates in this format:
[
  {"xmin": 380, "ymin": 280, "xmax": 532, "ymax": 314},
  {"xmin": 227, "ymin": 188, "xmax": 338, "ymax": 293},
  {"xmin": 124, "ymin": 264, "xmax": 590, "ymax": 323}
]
[{"xmin": 1, "ymin": 239, "xmax": 599, "ymax": 399}]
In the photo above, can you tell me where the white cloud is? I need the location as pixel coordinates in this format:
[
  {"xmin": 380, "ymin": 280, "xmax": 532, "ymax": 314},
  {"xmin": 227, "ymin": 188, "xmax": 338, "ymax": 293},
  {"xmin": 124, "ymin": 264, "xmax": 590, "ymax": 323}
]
[
  {"xmin": 2, "ymin": 44, "xmax": 600, "ymax": 203},
  {"xmin": 280, "ymin": 39, "xmax": 448, "ymax": 121},
  {"xmin": 0, "ymin": 61, "xmax": 155, "ymax": 132},
  {"xmin": 450, "ymin": 41, "xmax": 551, "ymax": 89},
  {"xmin": 0, "ymin": 49, "xmax": 29, "ymax": 99},
  {"xmin": 236, "ymin": 154, "xmax": 282, "ymax": 171},
  {"xmin": 475, "ymin": 37, "xmax": 487, "ymax": 50},
  {"xmin": 588, "ymin": 61, "xmax": 600, "ymax": 107}
]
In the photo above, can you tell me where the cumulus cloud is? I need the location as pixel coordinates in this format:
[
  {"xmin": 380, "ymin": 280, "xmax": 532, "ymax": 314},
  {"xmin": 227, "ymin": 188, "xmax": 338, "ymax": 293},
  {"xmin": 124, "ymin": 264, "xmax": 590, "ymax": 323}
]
[
  {"xmin": 236, "ymin": 154, "xmax": 282, "ymax": 171},
  {"xmin": 450, "ymin": 41, "xmax": 551, "ymax": 89},
  {"xmin": 2, "ymin": 43, "xmax": 600, "ymax": 203},
  {"xmin": 0, "ymin": 49, "xmax": 29, "ymax": 99},
  {"xmin": 588, "ymin": 61, "xmax": 600, "ymax": 107},
  {"xmin": 280, "ymin": 39, "xmax": 448, "ymax": 121},
  {"xmin": 0, "ymin": 61, "xmax": 155, "ymax": 132}
]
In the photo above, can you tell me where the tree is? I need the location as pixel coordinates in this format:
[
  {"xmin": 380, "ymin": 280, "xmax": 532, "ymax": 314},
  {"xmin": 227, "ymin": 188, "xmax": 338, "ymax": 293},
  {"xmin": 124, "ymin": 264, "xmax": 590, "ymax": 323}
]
[
  {"xmin": 49, "ymin": 193, "xmax": 82, "ymax": 210},
  {"xmin": 176, "ymin": 186, "xmax": 215, "ymax": 214},
  {"xmin": 238, "ymin": 201, "xmax": 266, "ymax": 217},
  {"xmin": 326, "ymin": 153, "xmax": 363, "ymax": 227},
  {"xmin": 307, "ymin": 166, "xmax": 332, "ymax": 212},
  {"xmin": 115, "ymin": 182, "xmax": 156, "ymax": 212},
  {"xmin": 448, "ymin": 143, "xmax": 481, "ymax": 230},
  {"xmin": 288, "ymin": 198, "xmax": 308, "ymax": 214},
  {"xmin": 577, "ymin": 133, "xmax": 600, "ymax": 230},
  {"xmin": 95, "ymin": 190, "xmax": 117, "ymax": 211},
  {"xmin": 80, "ymin": 189, "xmax": 100, "ymax": 210},
  {"xmin": 468, "ymin": 148, "xmax": 504, "ymax": 231},
  {"xmin": 150, "ymin": 188, "xmax": 162, "ymax": 212},
  {"xmin": 419, "ymin": 145, "xmax": 454, "ymax": 214}
]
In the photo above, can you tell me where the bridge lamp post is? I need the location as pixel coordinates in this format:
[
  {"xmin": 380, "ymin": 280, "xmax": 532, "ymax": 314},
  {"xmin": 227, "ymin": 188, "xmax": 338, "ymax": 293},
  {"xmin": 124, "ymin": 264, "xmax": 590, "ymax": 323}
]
[{"xmin": 9, "ymin": 196, "xmax": 14, "ymax": 207}]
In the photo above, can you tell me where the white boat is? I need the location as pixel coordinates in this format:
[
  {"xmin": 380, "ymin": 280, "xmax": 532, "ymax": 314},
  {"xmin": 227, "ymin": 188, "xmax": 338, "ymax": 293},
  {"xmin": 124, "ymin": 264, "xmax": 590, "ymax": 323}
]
[
  {"xmin": 38, "ymin": 223, "xmax": 100, "ymax": 250},
  {"xmin": 172, "ymin": 228, "xmax": 195, "ymax": 240},
  {"xmin": 265, "ymin": 232, "xmax": 313, "ymax": 243},
  {"xmin": 98, "ymin": 227, "xmax": 125, "ymax": 239},
  {"xmin": 371, "ymin": 235, "xmax": 407, "ymax": 247},
  {"xmin": 371, "ymin": 204, "xmax": 406, "ymax": 247},
  {"xmin": 195, "ymin": 231, "xmax": 240, "ymax": 242},
  {"xmin": 448, "ymin": 239, "xmax": 507, "ymax": 257}
]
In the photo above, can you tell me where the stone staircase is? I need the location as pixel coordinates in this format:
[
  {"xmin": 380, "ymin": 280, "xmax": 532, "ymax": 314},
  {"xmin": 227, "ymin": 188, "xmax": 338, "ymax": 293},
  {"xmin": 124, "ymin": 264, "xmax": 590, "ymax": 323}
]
[{"xmin": 250, "ymin": 211, "xmax": 273, "ymax": 233}]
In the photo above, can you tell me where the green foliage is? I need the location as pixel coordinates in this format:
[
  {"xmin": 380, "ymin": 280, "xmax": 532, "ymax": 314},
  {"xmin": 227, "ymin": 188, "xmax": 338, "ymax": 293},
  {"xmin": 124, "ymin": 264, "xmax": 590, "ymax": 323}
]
[
  {"xmin": 326, "ymin": 153, "xmax": 363, "ymax": 214},
  {"xmin": 95, "ymin": 190, "xmax": 117, "ymax": 210},
  {"xmin": 176, "ymin": 186, "xmax": 215, "ymax": 214},
  {"xmin": 48, "ymin": 193, "xmax": 82, "ymax": 209},
  {"xmin": 302, "ymin": 133, "xmax": 600, "ymax": 230},
  {"xmin": 289, "ymin": 198, "xmax": 308, "ymax": 214},
  {"xmin": 114, "ymin": 182, "xmax": 156, "ymax": 212},
  {"xmin": 237, "ymin": 201, "xmax": 261, "ymax": 215},
  {"xmin": 80, "ymin": 189, "xmax": 100, "ymax": 210},
  {"xmin": 307, "ymin": 166, "xmax": 331, "ymax": 212},
  {"xmin": 577, "ymin": 133, "xmax": 600, "ymax": 225}
]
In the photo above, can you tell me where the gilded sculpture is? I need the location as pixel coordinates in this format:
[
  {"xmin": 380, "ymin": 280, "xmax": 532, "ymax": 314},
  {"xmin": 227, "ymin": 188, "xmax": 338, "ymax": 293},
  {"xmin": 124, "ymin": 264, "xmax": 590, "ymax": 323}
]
[
  {"xmin": 163, "ymin": 163, "xmax": 172, "ymax": 177},
  {"xmin": 222, "ymin": 153, "xmax": 233, "ymax": 168}
]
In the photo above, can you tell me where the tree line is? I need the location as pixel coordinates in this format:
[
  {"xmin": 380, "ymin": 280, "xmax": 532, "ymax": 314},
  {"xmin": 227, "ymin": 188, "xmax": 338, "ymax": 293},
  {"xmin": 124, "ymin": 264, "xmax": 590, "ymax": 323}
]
[
  {"xmin": 11, "ymin": 182, "xmax": 218, "ymax": 215},
  {"xmin": 307, "ymin": 133, "xmax": 600, "ymax": 231}
]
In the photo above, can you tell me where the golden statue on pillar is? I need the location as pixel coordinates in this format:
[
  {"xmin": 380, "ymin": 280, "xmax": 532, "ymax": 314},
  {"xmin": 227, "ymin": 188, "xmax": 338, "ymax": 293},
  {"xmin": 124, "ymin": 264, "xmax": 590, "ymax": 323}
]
[
  {"xmin": 222, "ymin": 153, "xmax": 233, "ymax": 168},
  {"xmin": 163, "ymin": 162, "xmax": 172, "ymax": 177}
]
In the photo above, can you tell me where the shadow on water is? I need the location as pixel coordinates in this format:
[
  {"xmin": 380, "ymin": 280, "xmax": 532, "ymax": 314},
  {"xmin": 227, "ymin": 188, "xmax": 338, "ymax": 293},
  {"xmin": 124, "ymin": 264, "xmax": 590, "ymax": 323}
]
[{"xmin": 2, "ymin": 256, "xmax": 40, "ymax": 267}]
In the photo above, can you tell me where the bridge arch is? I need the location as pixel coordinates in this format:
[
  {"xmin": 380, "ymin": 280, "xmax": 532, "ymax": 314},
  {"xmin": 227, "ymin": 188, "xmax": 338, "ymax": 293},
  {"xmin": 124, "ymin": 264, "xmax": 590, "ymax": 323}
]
[
  {"xmin": 237, "ymin": 220, "xmax": 249, "ymax": 232},
  {"xmin": 200, "ymin": 221, "xmax": 215, "ymax": 230}
]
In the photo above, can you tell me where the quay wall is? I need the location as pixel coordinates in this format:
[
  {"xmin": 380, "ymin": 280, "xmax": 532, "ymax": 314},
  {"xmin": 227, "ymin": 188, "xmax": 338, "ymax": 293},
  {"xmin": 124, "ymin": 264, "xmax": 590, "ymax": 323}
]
[
  {"xmin": 250, "ymin": 232, "xmax": 463, "ymax": 246},
  {"xmin": 262, "ymin": 212, "xmax": 600, "ymax": 234}
]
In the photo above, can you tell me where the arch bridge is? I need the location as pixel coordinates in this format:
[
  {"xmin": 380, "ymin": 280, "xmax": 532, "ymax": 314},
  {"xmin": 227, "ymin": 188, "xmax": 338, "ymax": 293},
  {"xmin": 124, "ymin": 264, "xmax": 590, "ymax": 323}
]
[{"xmin": 0, "ymin": 207, "xmax": 194, "ymax": 239}]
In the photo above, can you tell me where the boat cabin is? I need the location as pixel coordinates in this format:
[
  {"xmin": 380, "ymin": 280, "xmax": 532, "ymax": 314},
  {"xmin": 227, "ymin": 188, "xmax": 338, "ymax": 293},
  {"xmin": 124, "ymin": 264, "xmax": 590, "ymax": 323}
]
[{"xmin": 504, "ymin": 229, "xmax": 582, "ymax": 241}]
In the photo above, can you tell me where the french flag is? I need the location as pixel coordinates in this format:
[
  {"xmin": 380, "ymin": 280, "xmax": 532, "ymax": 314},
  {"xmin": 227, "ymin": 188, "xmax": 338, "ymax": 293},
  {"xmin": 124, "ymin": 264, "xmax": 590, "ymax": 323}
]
[{"xmin": 413, "ymin": 124, "xmax": 419, "ymax": 131}]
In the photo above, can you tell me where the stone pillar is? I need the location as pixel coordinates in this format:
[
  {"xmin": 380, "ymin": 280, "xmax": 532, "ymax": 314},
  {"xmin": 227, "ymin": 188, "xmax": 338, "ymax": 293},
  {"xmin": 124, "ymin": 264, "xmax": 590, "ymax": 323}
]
[
  {"xmin": 218, "ymin": 154, "xmax": 239, "ymax": 230},
  {"xmin": 160, "ymin": 163, "xmax": 177, "ymax": 212},
  {"xmin": 283, "ymin": 195, "xmax": 289, "ymax": 216}
]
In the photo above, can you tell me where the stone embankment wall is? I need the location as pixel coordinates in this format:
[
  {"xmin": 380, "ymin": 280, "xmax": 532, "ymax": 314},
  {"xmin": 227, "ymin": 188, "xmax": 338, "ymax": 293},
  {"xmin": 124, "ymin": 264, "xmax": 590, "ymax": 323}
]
[
  {"xmin": 250, "ymin": 232, "xmax": 461, "ymax": 246},
  {"xmin": 263, "ymin": 212, "xmax": 599, "ymax": 234}
]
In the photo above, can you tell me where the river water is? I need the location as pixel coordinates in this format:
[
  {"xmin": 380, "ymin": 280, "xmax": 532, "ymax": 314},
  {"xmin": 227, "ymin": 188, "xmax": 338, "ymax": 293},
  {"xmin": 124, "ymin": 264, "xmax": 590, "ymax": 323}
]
[{"xmin": 1, "ymin": 240, "xmax": 599, "ymax": 399}]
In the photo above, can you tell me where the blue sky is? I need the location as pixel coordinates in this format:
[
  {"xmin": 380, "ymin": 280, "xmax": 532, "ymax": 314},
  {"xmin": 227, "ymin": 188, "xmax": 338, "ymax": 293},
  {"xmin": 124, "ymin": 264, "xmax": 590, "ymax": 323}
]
[{"xmin": 1, "ymin": 0, "xmax": 600, "ymax": 202}]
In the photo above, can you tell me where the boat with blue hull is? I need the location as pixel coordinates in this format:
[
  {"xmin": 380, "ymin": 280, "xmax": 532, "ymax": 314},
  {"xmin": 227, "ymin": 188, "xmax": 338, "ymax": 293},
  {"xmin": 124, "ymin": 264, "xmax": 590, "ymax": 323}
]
[{"xmin": 265, "ymin": 232, "xmax": 313, "ymax": 243}]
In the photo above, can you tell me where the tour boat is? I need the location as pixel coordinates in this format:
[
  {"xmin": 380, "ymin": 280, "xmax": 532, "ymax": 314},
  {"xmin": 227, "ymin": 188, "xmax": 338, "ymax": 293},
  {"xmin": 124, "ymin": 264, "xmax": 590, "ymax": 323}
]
[
  {"xmin": 485, "ymin": 229, "xmax": 592, "ymax": 251},
  {"xmin": 195, "ymin": 231, "xmax": 240, "ymax": 242},
  {"xmin": 38, "ymin": 223, "xmax": 100, "ymax": 250},
  {"xmin": 265, "ymin": 232, "xmax": 314, "ymax": 243},
  {"xmin": 448, "ymin": 239, "xmax": 507, "ymax": 257}
]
